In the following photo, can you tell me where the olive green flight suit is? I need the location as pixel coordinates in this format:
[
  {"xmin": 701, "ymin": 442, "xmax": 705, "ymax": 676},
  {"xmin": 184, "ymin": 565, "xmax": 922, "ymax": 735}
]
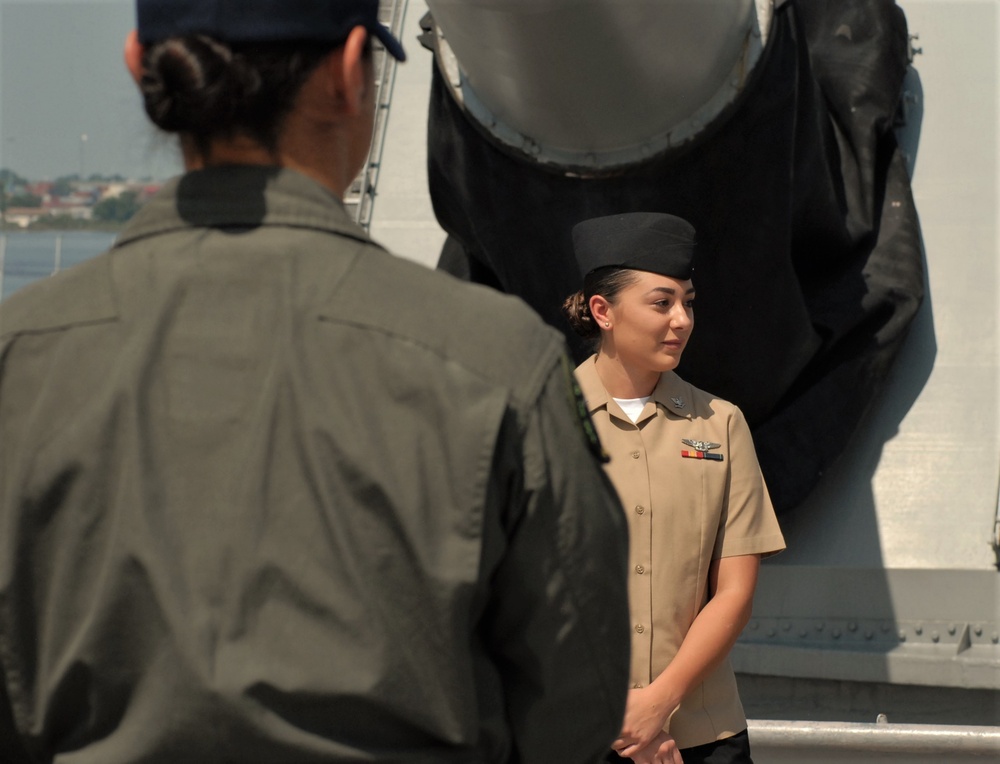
[{"xmin": 0, "ymin": 167, "xmax": 629, "ymax": 763}]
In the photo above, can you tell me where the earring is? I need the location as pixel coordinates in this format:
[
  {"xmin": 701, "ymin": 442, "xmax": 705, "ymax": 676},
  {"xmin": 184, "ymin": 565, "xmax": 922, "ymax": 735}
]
[{"xmin": 604, "ymin": 321, "xmax": 610, "ymax": 327}]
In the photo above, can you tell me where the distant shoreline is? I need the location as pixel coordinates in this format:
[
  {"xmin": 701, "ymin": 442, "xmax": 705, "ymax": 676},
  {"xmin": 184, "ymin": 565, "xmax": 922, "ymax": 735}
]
[{"xmin": 1, "ymin": 221, "xmax": 126, "ymax": 234}]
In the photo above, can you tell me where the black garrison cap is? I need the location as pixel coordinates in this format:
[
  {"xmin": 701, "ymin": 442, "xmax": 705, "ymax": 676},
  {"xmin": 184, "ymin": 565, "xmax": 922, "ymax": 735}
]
[
  {"xmin": 572, "ymin": 212, "xmax": 696, "ymax": 280},
  {"xmin": 136, "ymin": 0, "xmax": 406, "ymax": 61}
]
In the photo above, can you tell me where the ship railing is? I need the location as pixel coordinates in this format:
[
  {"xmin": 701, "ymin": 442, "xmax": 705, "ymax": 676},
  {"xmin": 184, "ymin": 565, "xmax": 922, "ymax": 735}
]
[{"xmin": 749, "ymin": 718, "xmax": 1000, "ymax": 763}]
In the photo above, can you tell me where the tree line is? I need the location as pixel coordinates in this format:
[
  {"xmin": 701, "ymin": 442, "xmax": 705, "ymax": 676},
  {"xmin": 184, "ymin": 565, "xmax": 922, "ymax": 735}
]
[{"xmin": 1, "ymin": 168, "xmax": 145, "ymax": 230}]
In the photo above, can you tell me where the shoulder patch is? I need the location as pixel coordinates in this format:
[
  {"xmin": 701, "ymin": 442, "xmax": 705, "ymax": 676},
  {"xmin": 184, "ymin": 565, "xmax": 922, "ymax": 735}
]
[{"xmin": 562, "ymin": 355, "xmax": 609, "ymax": 463}]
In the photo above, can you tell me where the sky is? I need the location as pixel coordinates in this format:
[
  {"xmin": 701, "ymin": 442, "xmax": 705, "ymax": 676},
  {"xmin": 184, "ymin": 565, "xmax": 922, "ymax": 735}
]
[{"xmin": 0, "ymin": 0, "xmax": 183, "ymax": 181}]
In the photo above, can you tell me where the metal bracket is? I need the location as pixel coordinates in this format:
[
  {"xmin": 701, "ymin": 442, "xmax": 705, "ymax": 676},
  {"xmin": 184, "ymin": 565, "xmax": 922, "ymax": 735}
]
[
  {"xmin": 993, "ymin": 486, "xmax": 1000, "ymax": 570},
  {"xmin": 993, "ymin": 468, "xmax": 1000, "ymax": 570}
]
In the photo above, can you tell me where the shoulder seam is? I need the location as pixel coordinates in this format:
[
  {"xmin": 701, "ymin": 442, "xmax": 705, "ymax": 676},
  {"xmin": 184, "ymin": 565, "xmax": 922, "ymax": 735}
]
[{"xmin": 316, "ymin": 314, "xmax": 564, "ymax": 407}]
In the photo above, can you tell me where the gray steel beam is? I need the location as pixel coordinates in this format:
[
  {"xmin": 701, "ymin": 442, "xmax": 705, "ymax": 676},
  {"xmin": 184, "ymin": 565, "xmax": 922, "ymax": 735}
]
[{"xmin": 735, "ymin": 567, "xmax": 1000, "ymax": 689}]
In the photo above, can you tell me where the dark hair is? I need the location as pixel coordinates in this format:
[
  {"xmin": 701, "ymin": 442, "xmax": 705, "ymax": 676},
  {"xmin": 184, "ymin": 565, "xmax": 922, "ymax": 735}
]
[
  {"xmin": 138, "ymin": 36, "xmax": 366, "ymax": 155},
  {"xmin": 562, "ymin": 267, "xmax": 638, "ymax": 339}
]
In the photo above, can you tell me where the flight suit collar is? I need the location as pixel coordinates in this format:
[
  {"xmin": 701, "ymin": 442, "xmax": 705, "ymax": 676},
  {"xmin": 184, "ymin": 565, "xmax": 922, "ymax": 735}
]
[
  {"xmin": 575, "ymin": 355, "xmax": 694, "ymax": 424},
  {"xmin": 116, "ymin": 166, "xmax": 372, "ymax": 248}
]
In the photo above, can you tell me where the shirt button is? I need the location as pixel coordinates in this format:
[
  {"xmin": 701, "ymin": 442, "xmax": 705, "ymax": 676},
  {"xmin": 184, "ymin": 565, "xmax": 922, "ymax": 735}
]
[
  {"xmin": 631, "ymin": 451, "xmax": 641, "ymax": 459},
  {"xmin": 635, "ymin": 565, "xmax": 645, "ymax": 574},
  {"xmin": 635, "ymin": 505, "xmax": 645, "ymax": 515},
  {"xmin": 635, "ymin": 624, "xmax": 645, "ymax": 634}
]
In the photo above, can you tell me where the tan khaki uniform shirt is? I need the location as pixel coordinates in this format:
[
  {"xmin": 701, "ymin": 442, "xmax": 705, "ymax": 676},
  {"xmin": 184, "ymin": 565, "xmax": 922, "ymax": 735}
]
[
  {"xmin": 0, "ymin": 167, "xmax": 630, "ymax": 764},
  {"xmin": 576, "ymin": 357, "xmax": 785, "ymax": 749}
]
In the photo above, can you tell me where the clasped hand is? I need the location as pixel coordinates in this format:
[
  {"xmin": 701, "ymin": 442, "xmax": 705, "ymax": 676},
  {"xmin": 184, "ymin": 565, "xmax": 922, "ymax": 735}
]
[
  {"xmin": 627, "ymin": 731, "xmax": 683, "ymax": 764},
  {"xmin": 612, "ymin": 687, "xmax": 678, "ymax": 761}
]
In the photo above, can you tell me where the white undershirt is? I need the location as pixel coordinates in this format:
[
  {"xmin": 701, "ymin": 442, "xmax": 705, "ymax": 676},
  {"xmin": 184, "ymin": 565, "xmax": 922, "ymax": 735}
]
[{"xmin": 613, "ymin": 396, "xmax": 651, "ymax": 423}]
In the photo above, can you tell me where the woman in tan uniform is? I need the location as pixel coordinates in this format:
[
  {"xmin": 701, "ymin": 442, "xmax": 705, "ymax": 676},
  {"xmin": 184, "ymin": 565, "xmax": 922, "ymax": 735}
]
[{"xmin": 563, "ymin": 213, "xmax": 785, "ymax": 764}]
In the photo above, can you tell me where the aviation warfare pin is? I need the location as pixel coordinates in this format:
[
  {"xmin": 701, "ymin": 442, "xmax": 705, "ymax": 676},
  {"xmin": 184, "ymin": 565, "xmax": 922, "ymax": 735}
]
[{"xmin": 680, "ymin": 438, "xmax": 723, "ymax": 461}]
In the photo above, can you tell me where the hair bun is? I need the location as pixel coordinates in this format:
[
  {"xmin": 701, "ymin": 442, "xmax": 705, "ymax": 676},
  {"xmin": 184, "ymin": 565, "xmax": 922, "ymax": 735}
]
[
  {"xmin": 142, "ymin": 36, "xmax": 243, "ymax": 132},
  {"xmin": 562, "ymin": 290, "xmax": 599, "ymax": 339},
  {"xmin": 137, "ymin": 34, "xmax": 336, "ymax": 152}
]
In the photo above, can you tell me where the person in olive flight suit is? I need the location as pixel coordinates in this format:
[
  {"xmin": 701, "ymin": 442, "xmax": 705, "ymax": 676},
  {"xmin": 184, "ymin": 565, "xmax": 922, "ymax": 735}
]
[
  {"xmin": 0, "ymin": 2, "xmax": 630, "ymax": 762},
  {"xmin": 563, "ymin": 213, "xmax": 785, "ymax": 764}
]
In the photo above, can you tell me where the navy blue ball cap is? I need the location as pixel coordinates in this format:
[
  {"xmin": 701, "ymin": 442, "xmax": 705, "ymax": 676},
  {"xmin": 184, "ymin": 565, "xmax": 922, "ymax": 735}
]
[
  {"xmin": 572, "ymin": 212, "xmax": 696, "ymax": 281},
  {"xmin": 136, "ymin": 0, "xmax": 406, "ymax": 61}
]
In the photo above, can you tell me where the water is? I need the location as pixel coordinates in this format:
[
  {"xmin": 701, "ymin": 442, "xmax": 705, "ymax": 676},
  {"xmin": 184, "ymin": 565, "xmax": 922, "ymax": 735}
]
[{"xmin": 0, "ymin": 231, "xmax": 118, "ymax": 302}]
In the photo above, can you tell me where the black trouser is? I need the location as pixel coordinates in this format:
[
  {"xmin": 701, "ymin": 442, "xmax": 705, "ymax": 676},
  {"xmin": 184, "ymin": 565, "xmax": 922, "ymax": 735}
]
[{"xmin": 603, "ymin": 729, "xmax": 753, "ymax": 764}]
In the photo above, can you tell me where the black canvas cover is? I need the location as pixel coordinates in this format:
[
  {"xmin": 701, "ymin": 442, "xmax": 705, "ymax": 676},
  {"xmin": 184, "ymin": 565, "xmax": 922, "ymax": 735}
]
[{"xmin": 426, "ymin": 0, "xmax": 924, "ymax": 514}]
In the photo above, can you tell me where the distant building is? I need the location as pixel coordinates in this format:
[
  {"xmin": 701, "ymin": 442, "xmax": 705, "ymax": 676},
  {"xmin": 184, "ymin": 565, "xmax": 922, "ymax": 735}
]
[
  {"xmin": 137, "ymin": 184, "xmax": 163, "ymax": 202},
  {"xmin": 26, "ymin": 181, "xmax": 53, "ymax": 198},
  {"xmin": 99, "ymin": 182, "xmax": 130, "ymax": 200},
  {"xmin": 41, "ymin": 199, "xmax": 93, "ymax": 221},
  {"xmin": 4, "ymin": 207, "xmax": 46, "ymax": 228}
]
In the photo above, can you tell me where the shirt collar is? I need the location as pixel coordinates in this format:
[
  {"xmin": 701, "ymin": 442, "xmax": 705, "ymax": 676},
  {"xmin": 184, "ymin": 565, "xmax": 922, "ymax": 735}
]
[
  {"xmin": 575, "ymin": 355, "xmax": 610, "ymax": 414},
  {"xmin": 575, "ymin": 355, "xmax": 693, "ymax": 421}
]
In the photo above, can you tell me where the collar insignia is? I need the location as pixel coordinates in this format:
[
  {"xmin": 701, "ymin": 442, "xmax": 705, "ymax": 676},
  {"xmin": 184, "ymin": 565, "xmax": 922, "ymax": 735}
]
[{"xmin": 670, "ymin": 397, "xmax": 686, "ymax": 409}]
